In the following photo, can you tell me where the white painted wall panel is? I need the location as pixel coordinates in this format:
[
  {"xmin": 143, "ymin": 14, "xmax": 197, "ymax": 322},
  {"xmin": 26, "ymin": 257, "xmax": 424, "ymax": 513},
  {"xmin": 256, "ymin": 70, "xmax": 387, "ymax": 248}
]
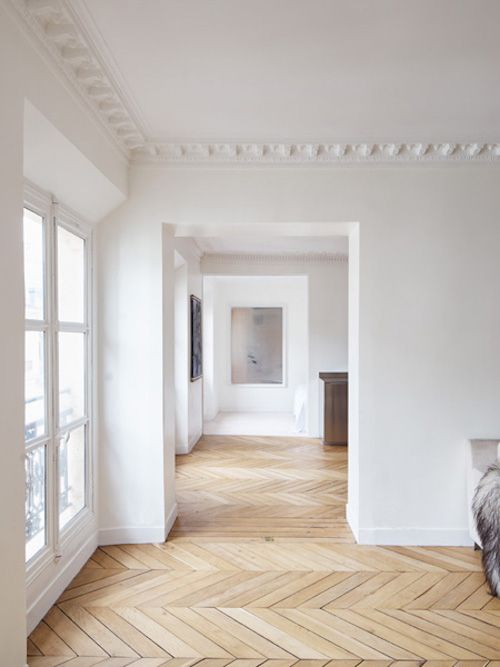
[{"xmin": 120, "ymin": 164, "xmax": 500, "ymax": 544}]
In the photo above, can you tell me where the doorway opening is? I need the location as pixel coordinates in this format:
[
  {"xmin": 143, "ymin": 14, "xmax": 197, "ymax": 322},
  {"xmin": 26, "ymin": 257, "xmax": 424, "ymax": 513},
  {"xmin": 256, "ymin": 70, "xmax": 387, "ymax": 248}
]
[
  {"xmin": 170, "ymin": 222, "xmax": 360, "ymax": 540},
  {"xmin": 203, "ymin": 274, "xmax": 309, "ymax": 437}
]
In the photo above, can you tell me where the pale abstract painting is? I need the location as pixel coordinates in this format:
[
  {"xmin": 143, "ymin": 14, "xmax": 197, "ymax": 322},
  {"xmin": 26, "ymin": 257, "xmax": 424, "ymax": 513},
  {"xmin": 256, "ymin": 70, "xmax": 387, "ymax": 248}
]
[{"xmin": 231, "ymin": 307, "xmax": 283, "ymax": 384}]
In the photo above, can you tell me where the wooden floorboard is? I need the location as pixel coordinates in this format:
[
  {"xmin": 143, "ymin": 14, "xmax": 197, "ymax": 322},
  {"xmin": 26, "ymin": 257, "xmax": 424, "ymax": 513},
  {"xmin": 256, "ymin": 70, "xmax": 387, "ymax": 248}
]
[{"xmin": 28, "ymin": 434, "xmax": 496, "ymax": 666}]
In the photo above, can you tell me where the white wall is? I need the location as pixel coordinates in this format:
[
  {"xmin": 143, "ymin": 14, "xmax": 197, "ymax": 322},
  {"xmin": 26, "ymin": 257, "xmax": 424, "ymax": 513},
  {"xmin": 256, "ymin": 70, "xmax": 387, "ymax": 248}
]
[
  {"xmin": 162, "ymin": 227, "xmax": 177, "ymax": 529},
  {"xmin": 0, "ymin": 9, "xmax": 27, "ymax": 663},
  {"xmin": 0, "ymin": 1, "xmax": 128, "ymax": 658},
  {"xmin": 122, "ymin": 164, "xmax": 500, "ymax": 546},
  {"xmin": 5, "ymin": 4, "xmax": 127, "ymax": 201},
  {"xmin": 97, "ymin": 218, "xmax": 180, "ymax": 542},
  {"xmin": 203, "ymin": 276, "xmax": 218, "ymax": 420},
  {"xmin": 97, "ymin": 210, "xmax": 168, "ymax": 543},
  {"xmin": 347, "ymin": 227, "xmax": 360, "ymax": 537},
  {"xmin": 204, "ymin": 275, "xmax": 309, "ymax": 417},
  {"xmin": 202, "ymin": 260, "xmax": 348, "ymax": 436},
  {"xmin": 174, "ymin": 258, "xmax": 189, "ymax": 451},
  {"xmin": 174, "ymin": 238, "xmax": 203, "ymax": 453},
  {"xmin": 24, "ymin": 101, "xmax": 125, "ymax": 222}
]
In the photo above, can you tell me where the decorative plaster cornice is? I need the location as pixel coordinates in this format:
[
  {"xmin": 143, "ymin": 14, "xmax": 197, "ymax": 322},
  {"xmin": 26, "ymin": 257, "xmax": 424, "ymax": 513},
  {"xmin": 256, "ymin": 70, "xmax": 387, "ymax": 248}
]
[
  {"xmin": 132, "ymin": 141, "xmax": 500, "ymax": 164},
  {"xmin": 201, "ymin": 252, "xmax": 348, "ymax": 265},
  {"xmin": 9, "ymin": 0, "xmax": 145, "ymax": 155},
  {"xmin": 9, "ymin": 0, "xmax": 500, "ymax": 166}
]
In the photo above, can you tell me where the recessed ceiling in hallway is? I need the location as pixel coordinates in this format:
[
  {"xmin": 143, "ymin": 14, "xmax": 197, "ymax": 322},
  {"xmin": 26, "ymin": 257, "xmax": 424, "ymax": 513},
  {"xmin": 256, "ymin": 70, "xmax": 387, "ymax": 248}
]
[{"xmin": 195, "ymin": 235, "xmax": 349, "ymax": 257}]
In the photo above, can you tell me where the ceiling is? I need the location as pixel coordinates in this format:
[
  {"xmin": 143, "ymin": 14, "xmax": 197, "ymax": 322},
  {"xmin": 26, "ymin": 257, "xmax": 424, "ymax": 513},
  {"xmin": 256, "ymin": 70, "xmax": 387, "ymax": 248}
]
[
  {"xmin": 195, "ymin": 236, "xmax": 348, "ymax": 257},
  {"xmin": 73, "ymin": 0, "xmax": 500, "ymax": 144}
]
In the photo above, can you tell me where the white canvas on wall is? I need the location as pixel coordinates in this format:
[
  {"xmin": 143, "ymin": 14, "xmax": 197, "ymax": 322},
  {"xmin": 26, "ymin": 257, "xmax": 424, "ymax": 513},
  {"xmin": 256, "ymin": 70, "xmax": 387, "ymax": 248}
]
[{"xmin": 231, "ymin": 306, "xmax": 284, "ymax": 385}]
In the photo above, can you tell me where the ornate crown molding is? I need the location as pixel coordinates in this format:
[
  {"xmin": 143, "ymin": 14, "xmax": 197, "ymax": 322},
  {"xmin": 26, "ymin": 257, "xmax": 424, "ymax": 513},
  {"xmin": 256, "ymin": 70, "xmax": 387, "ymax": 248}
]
[
  {"xmin": 132, "ymin": 141, "xmax": 500, "ymax": 164},
  {"xmin": 201, "ymin": 252, "xmax": 348, "ymax": 266},
  {"xmin": 10, "ymin": 0, "xmax": 500, "ymax": 166},
  {"xmin": 9, "ymin": 0, "xmax": 145, "ymax": 155}
]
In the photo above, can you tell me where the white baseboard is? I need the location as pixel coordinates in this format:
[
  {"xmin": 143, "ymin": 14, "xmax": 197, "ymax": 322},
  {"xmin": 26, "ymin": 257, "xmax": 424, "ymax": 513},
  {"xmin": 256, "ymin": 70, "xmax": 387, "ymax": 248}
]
[
  {"xmin": 346, "ymin": 503, "xmax": 359, "ymax": 542},
  {"xmin": 357, "ymin": 527, "xmax": 473, "ymax": 546},
  {"xmin": 187, "ymin": 432, "xmax": 202, "ymax": 453},
  {"xmin": 165, "ymin": 501, "xmax": 178, "ymax": 535},
  {"xmin": 98, "ymin": 524, "xmax": 167, "ymax": 545},
  {"xmin": 176, "ymin": 433, "xmax": 202, "ymax": 455},
  {"xmin": 99, "ymin": 503, "xmax": 178, "ymax": 546},
  {"xmin": 27, "ymin": 531, "xmax": 98, "ymax": 634}
]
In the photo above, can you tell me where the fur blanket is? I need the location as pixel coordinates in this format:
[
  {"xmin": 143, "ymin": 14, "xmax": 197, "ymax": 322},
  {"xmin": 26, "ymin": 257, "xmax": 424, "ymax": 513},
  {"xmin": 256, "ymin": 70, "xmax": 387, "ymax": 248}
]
[{"xmin": 473, "ymin": 463, "xmax": 500, "ymax": 596}]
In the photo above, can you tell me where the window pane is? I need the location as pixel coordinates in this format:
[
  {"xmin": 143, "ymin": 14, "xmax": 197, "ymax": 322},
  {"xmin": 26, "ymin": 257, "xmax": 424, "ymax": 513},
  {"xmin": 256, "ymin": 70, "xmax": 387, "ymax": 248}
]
[
  {"xmin": 58, "ymin": 226, "xmax": 85, "ymax": 323},
  {"xmin": 25, "ymin": 331, "xmax": 45, "ymax": 441},
  {"xmin": 59, "ymin": 332, "xmax": 85, "ymax": 426},
  {"xmin": 25, "ymin": 445, "xmax": 46, "ymax": 561},
  {"xmin": 23, "ymin": 209, "xmax": 44, "ymax": 320},
  {"xmin": 59, "ymin": 426, "xmax": 86, "ymax": 529}
]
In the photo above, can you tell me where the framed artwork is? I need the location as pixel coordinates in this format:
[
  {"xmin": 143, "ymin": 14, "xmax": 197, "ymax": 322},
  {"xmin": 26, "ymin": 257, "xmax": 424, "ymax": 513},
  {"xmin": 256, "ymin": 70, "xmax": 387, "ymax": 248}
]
[
  {"xmin": 231, "ymin": 306, "xmax": 283, "ymax": 385},
  {"xmin": 190, "ymin": 295, "xmax": 202, "ymax": 381}
]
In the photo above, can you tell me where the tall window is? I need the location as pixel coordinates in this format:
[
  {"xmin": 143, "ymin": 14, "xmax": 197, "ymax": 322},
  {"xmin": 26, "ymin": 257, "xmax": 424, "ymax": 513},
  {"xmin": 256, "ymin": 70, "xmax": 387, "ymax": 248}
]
[{"xmin": 23, "ymin": 190, "xmax": 92, "ymax": 566}]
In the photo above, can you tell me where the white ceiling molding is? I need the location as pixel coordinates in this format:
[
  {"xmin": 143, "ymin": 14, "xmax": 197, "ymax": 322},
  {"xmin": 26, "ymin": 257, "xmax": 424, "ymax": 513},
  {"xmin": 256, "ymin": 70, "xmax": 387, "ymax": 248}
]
[
  {"xmin": 133, "ymin": 141, "xmax": 500, "ymax": 164},
  {"xmin": 9, "ymin": 0, "xmax": 145, "ymax": 155},
  {"xmin": 201, "ymin": 252, "xmax": 348, "ymax": 265},
  {"xmin": 10, "ymin": 0, "xmax": 500, "ymax": 166}
]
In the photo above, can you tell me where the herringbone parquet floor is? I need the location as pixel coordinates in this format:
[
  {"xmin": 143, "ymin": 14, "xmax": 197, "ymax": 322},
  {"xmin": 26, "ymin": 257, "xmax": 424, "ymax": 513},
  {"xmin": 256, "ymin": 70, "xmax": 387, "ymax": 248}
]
[{"xmin": 28, "ymin": 435, "xmax": 500, "ymax": 667}]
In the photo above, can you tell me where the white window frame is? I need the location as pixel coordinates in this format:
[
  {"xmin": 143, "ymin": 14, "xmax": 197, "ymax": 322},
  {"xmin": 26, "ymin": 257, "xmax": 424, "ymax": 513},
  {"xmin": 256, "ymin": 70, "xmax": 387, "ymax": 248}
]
[{"xmin": 24, "ymin": 182, "xmax": 94, "ymax": 580}]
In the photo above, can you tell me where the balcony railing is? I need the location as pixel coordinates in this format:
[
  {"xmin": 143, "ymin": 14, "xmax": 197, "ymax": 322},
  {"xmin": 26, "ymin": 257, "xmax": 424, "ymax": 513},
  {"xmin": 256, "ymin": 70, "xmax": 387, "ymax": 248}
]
[
  {"xmin": 25, "ymin": 439, "xmax": 73, "ymax": 543},
  {"xmin": 25, "ymin": 447, "xmax": 45, "ymax": 542}
]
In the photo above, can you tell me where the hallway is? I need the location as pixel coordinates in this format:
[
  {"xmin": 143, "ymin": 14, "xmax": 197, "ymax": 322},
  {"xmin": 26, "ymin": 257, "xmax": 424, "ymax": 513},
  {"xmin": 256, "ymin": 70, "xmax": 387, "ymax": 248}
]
[{"xmin": 27, "ymin": 436, "xmax": 496, "ymax": 665}]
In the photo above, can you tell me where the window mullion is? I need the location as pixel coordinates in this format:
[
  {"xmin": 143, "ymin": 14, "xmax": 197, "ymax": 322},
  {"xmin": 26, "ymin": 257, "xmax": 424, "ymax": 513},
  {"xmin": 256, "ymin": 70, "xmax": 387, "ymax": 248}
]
[
  {"xmin": 58, "ymin": 322, "xmax": 88, "ymax": 334},
  {"xmin": 55, "ymin": 208, "xmax": 92, "ymax": 537},
  {"xmin": 23, "ymin": 200, "xmax": 51, "ymax": 566},
  {"xmin": 25, "ymin": 320, "xmax": 49, "ymax": 332},
  {"xmin": 25, "ymin": 436, "xmax": 51, "ymax": 453},
  {"xmin": 48, "ymin": 206, "xmax": 60, "ymax": 558},
  {"xmin": 58, "ymin": 416, "xmax": 89, "ymax": 436}
]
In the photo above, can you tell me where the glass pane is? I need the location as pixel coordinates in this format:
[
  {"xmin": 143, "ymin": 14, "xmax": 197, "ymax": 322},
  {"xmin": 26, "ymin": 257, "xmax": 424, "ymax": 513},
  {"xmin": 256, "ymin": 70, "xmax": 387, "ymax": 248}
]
[
  {"xmin": 58, "ymin": 226, "xmax": 85, "ymax": 323},
  {"xmin": 23, "ymin": 209, "xmax": 44, "ymax": 320},
  {"xmin": 25, "ymin": 445, "xmax": 46, "ymax": 561},
  {"xmin": 59, "ymin": 425, "xmax": 86, "ymax": 529},
  {"xmin": 25, "ymin": 331, "xmax": 45, "ymax": 441},
  {"xmin": 59, "ymin": 332, "xmax": 85, "ymax": 426}
]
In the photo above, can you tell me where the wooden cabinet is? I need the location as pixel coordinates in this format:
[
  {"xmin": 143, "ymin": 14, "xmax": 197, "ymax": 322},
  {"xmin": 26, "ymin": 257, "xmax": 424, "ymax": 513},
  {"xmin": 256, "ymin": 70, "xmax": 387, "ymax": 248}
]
[{"xmin": 319, "ymin": 372, "xmax": 348, "ymax": 446}]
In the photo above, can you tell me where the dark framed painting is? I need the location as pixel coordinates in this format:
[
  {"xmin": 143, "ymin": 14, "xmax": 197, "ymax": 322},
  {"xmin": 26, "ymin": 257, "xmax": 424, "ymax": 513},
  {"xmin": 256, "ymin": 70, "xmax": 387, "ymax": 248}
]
[{"xmin": 190, "ymin": 295, "xmax": 202, "ymax": 381}]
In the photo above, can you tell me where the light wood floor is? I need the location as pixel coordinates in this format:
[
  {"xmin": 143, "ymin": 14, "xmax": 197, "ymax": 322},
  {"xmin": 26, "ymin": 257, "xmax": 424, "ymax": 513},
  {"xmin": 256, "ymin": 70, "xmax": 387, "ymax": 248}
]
[{"xmin": 28, "ymin": 435, "xmax": 500, "ymax": 666}]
